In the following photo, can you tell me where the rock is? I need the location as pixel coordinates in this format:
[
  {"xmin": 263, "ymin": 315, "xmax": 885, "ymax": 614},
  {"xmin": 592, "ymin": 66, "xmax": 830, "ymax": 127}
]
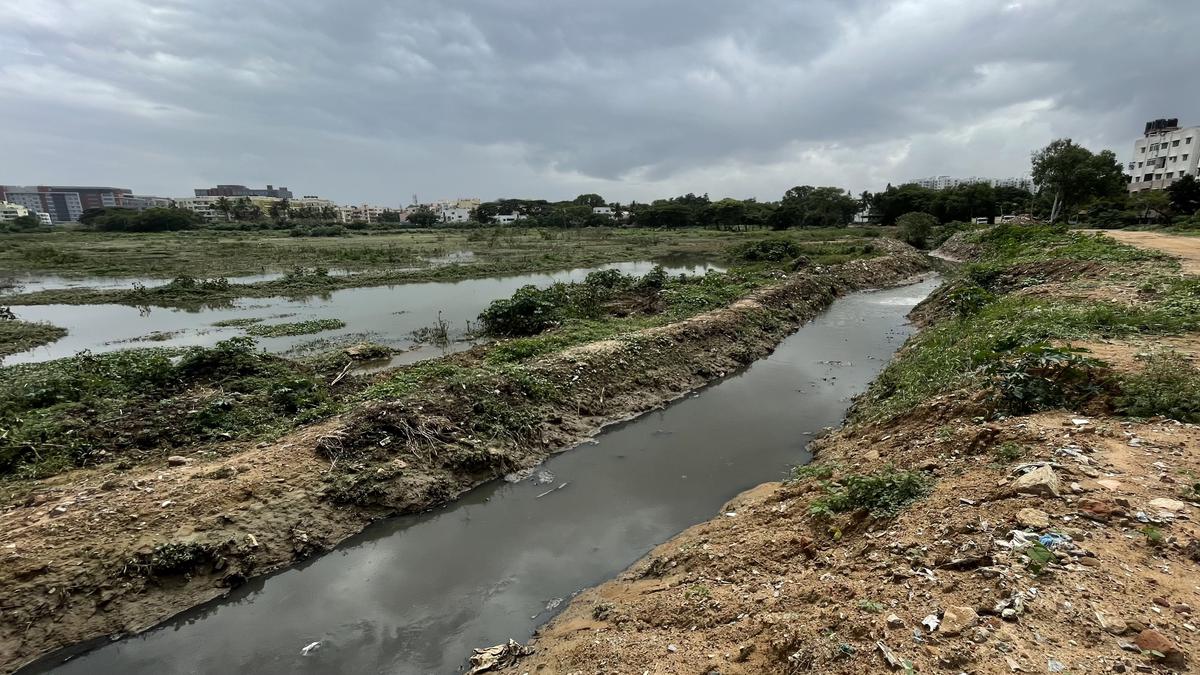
[
  {"xmin": 1016, "ymin": 508, "xmax": 1051, "ymax": 529},
  {"xmin": 1079, "ymin": 498, "xmax": 1122, "ymax": 520},
  {"xmin": 886, "ymin": 613, "xmax": 904, "ymax": 628},
  {"xmin": 167, "ymin": 455, "xmax": 189, "ymax": 467},
  {"xmin": 970, "ymin": 627, "xmax": 991, "ymax": 643},
  {"xmin": 1001, "ymin": 608, "xmax": 1017, "ymax": 620},
  {"xmin": 1009, "ymin": 465, "xmax": 1060, "ymax": 498},
  {"xmin": 1173, "ymin": 604, "xmax": 1192, "ymax": 614},
  {"xmin": 667, "ymin": 644, "xmax": 678, "ymax": 653},
  {"xmin": 863, "ymin": 449, "xmax": 881, "ymax": 462},
  {"xmin": 939, "ymin": 606, "xmax": 979, "ymax": 636},
  {"xmin": 1096, "ymin": 479, "xmax": 1122, "ymax": 491},
  {"xmin": 1153, "ymin": 597, "xmax": 1171, "ymax": 608},
  {"xmin": 1104, "ymin": 617, "xmax": 1128, "ymax": 635},
  {"xmin": 1148, "ymin": 498, "xmax": 1187, "ymax": 513},
  {"xmin": 1134, "ymin": 629, "xmax": 1184, "ymax": 665}
]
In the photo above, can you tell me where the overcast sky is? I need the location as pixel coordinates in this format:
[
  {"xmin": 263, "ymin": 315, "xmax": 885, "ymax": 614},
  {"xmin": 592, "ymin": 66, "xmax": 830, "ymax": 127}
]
[{"xmin": 3, "ymin": 1, "xmax": 1198, "ymax": 206}]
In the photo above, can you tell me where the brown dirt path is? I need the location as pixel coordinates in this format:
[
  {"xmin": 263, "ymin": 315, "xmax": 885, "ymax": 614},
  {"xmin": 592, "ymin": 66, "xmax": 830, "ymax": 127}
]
[{"xmin": 1085, "ymin": 229, "xmax": 1200, "ymax": 273}]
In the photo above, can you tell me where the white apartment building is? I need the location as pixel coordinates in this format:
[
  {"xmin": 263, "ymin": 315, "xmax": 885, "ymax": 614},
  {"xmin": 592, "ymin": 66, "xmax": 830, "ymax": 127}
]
[
  {"xmin": 337, "ymin": 204, "xmax": 390, "ymax": 223},
  {"xmin": 1128, "ymin": 118, "xmax": 1200, "ymax": 192},
  {"xmin": 495, "ymin": 213, "xmax": 526, "ymax": 224},
  {"xmin": 175, "ymin": 195, "xmax": 281, "ymax": 222},
  {"xmin": 0, "ymin": 201, "xmax": 30, "ymax": 222},
  {"xmin": 910, "ymin": 176, "xmax": 1031, "ymax": 191},
  {"xmin": 440, "ymin": 207, "xmax": 471, "ymax": 223},
  {"xmin": 592, "ymin": 206, "xmax": 615, "ymax": 218}
]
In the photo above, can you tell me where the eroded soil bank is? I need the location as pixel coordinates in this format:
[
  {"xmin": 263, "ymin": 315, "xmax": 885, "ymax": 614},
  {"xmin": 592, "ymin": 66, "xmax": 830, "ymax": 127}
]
[
  {"xmin": 1, "ymin": 245, "xmax": 929, "ymax": 673},
  {"xmin": 504, "ymin": 228, "xmax": 1200, "ymax": 675}
]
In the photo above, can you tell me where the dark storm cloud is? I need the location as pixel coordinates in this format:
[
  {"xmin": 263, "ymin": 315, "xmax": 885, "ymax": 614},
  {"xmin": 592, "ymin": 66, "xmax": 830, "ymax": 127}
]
[{"xmin": 3, "ymin": 0, "xmax": 1199, "ymax": 202}]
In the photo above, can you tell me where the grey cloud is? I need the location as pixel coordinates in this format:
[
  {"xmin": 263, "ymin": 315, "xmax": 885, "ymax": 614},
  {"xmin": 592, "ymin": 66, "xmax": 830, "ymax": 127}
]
[{"xmin": 2, "ymin": 0, "xmax": 1199, "ymax": 203}]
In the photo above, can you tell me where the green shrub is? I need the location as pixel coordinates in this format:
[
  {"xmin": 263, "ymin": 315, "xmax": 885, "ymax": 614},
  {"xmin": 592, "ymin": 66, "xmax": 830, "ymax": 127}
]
[
  {"xmin": 809, "ymin": 466, "xmax": 931, "ymax": 518},
  {"xmin": 1116, "ymin": 352, "xmax": 1200, "ymax": 422},
  {"xmin": 479, "ymin": 284, "xmax": 563, "ymax": 336},
  {"xmin": 982, "ymin": 343, "xmax": 1113, "ymax": 414},
  {"xmin": 897, "ymin": 212, "xmax": 937, "ymax": 249},
  {"xmin": 729, "ymin": 238, "xmax": 802, "ymax": 262}
]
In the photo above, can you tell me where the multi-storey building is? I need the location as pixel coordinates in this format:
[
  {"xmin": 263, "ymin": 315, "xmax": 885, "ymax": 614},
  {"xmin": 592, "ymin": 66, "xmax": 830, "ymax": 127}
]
[
  {"xmin": 908, "ymin": 176, "xmax": 1032, "ymax": 191},
  {"xmin": 439, "ymin": 207, "xmax": 471, "ymax": 223},
  {"xmin": 175, "ymin": 195, "xmax": 281, "ymax": 222},
  {"xmin": 1128, "ymin": 118, "xmax": 1200, "ymax": 192},
  {"xmin": 0, "ymin": 201, "xmax": 30, "ymax": 222},
  {"xmin": 336, "ymin": 204, "xmax": 390, "ymax": 223},
  {"xmin": 193, "ymin": 184, "xmax": 294, "ymax": 199},
  {"xmin": 121, "ymin": 195, "xmax": 174, "ymax": 210},
  {"xmin": 0, "ymin": 185, "xmax": 132, "ymax": 223}
]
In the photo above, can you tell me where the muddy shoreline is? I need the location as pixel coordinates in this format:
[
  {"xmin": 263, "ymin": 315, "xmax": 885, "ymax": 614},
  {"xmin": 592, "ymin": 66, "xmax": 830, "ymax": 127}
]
[{"xmin": 2, "ymin": 246, "xmax": 930, "ymax": 673}]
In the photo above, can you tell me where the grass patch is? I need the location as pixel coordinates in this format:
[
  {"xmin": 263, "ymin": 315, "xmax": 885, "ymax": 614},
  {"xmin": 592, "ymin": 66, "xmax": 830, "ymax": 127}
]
[
  {"xmin": 0, "ymin": 338, "xmax": 346, "ymax": 479},
  {"xmin": 212, "ymin": 317, "xmax": 265, "ymax": 328},
  {"xmin": 245, "ymin": 318, "xmax": 346, "ymax": 338},
  {"xmin": 1116, "ymin": 352, "xmax": 1200, "ymax": 422},
  {"xmin": 0, "ymin": 315, "xmax": 67, "ymax": 357}
]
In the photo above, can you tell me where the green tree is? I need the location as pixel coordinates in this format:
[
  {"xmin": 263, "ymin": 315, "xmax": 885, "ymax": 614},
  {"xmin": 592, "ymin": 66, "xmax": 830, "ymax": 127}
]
[
  {"xmin": 8, "ymin": 214, "xmax": 41, "ymax": 229},
  {"xmin": 407, "ymin": 207, "xmax": 439, "ymax": 227},
  {"xmin": 705, "ymin": 198, "xmax": 747, "ymax": 231},
  {"xmin": 1167, "ymin": 174, "xmax": 1200, "ymax": 216},
  {"xmin": 214, "ymin": 197, "xmax": 233, "ymax": 222},
  {"xmin": 1130, "ymin": 190, "xmax": 1172, "ymax": 224},
  {"xmin": 1031, "ymin": 139, "xmax": 1126, "ymax": 223},
  {"xmin": 572, "ymin": 194, "xmax": 606, "ymax": 208},
  {"xmin": 870, "ymin": 183, "xmax": 937, "ymax": 225},
  {"xmin": 780, "ymin": 185, "xmax": 858, "ymax": 228},
  {"xmin": 268, "ymin": 198, "xmax": 290, "ymax": 223},
  {"xmin": 896, "ymin": 211, "xmax": 937, "ymax": 249}
]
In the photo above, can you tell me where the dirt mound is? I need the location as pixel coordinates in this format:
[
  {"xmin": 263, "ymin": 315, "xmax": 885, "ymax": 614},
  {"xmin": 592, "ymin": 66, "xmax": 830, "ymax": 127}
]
[{"xmin": 507, "ymin": 405, "xmax": 1200, "ymax": 675}]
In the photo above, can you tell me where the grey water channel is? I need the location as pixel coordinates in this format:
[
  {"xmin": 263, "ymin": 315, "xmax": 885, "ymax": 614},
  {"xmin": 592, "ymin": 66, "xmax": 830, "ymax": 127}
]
[
  {"xmin": 29, "ymin": 276, "xmax": 939, "ymax": 675},
  {"xmin": 2, "ymin": 260, "xmax": 722, "ymax": 365}
]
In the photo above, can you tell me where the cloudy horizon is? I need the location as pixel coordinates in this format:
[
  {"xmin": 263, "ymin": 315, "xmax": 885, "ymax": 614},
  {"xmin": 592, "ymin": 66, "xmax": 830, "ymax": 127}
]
[{"xmin": 3, "ymin": 0, "xmax": 1199, "ymax": 206}]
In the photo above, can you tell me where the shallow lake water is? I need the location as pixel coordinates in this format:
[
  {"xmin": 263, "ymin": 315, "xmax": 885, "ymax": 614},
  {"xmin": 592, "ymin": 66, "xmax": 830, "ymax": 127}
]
[
  {"xmin": 3, "ymin": 261, "xmax": 723, "ymax": 365},
  {"xmin": 26, "ymin": 276, "xmax": 939, "ymax": 675}
]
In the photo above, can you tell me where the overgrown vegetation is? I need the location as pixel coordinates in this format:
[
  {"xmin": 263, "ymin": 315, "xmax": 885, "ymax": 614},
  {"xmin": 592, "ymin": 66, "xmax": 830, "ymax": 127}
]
[
  {"xmin": 244, "ymin": 318, "xmax": 346, "ymax": 338},
  {"xmin": 0, "ymin": 310, "xmax": 67, "ymax": 357},
  {"xmin": 0, "ymin": 338, "xmax": 349, "ymax": 479},
  {"xmin": 1116, "ymin": 352, "xmax": 1200, "ymax": 422},
  {"xmin": 807, "ymin": 466, "xmax": 932, "ymax": 518},
  {"xmin": 859, "ymin": 224, "xmax": 1200, "ymax": 422}
]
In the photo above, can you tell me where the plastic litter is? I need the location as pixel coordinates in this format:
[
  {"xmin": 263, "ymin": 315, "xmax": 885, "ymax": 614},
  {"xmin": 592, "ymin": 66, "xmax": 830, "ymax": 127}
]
[
  {"xmin": 301, "ymin": 641, "xmax": 321, "ymax": 656},
  {"xmin": 1038, "ymin": 533, "xmax": 1070, "ymax": 549},
  {"xmin": 468, "ymin": 639, "xmax": 533, "ymax": 674}
]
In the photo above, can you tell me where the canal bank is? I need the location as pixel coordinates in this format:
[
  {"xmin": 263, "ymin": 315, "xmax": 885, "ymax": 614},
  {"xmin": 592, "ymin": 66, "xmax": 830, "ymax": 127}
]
[{"xmin": 3, "ymin": 246, "xmax": 932, "ymax": 673}]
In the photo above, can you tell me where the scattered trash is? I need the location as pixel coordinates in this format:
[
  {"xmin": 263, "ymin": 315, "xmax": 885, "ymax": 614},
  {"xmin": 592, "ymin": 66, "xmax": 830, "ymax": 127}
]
[
  {"xmin": 1038, "ymin": 533, "xmax": 1070, "ymax": 549},
  {"xmin": 921, "ymin": 614, "xmax": 940, "ymax": 632},
  {"xmin": 301, "ymin": 641, "xmax": 321, "ymax": 656},
  {"xmin": 876, "ymin": 641, "xmax": 907, "ymax": 670},
  {"xmin": 503, "ymin": 468, "xmax": 535, "ymax": 483},
  {"xmin": 535, "ymin": 482, "xmax": 569, "ymax": 499},
  {"xmin": 467, "ymin": 639, "xmax": 533, "ymax": 674},
  {"xmin": 1047, "ymin": 658, "xmax": 1065, "ymax": 672}
]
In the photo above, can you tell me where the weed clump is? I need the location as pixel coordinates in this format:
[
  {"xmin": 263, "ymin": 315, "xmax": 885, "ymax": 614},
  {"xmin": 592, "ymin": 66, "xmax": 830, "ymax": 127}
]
[
  {"xmin": 0, "ymin": 310, "xmax": 67, "ymax": 357},
  {"xmin": 125, "ymin": 542, "xmax": 216, "ymax": 577},
  {"xmin": 0, "ymin": 338, "xmax": 342, "ymax": 479},
  {"xmin": 809, "ymin": 466, "xmax": 931, "ymax": 518},
  {"xmin": 245, "ymin": 318, "xmax": 346, "ymax": 338},
  {"xmin": 1116, "ymin": 352, "xmax": 1200, "ymax": 422},
  {"xmin": 983, "ymin": 343, "xmax": 1114, "ymax": 414}
]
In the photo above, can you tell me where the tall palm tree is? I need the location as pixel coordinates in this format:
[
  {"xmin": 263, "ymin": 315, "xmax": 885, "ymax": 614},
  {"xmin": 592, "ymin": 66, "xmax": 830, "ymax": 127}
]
[{"xmin": 214, "ymin": 196, "xmax": 232, "ymax": 222}]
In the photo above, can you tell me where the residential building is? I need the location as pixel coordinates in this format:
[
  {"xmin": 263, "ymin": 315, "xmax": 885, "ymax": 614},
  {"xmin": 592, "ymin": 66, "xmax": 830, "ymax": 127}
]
[
  {"xmin": 0, "ymin": 185, "xmax": 132, "ymax": 223},
  {"xmin": 908, "ymin": 176, "xmax": 1032, "ymax": 191},
  {"xmin": 175, "ymin": 195, "xmax": 281, "ymax": 222},
  {"xmin": 336, "ymin": 204, "xmax": 390, "ymax": 223},
  {"xmin": 0, "ymin": 201, "xmax": 30, "ymax": 222},
  {"xmin": 193, "ymin": 184, "xmax": 294, "ymax": 199},
  {"xmin": 290, "ymin": 196, "xmax": 335, "ymax": 210},
  {"xmin": 440, "ymin": 207, "xmax": 471, "ymax": 223},
  {"xmin": 495, "ymin": 213, "xmax": 526, "ymax": 224},
  {"xmin": 429, "ymin": 197, "xmax": 481, "ymax": 212},
  {"xmin": 592, "ymin": 206, "xmax": 615, "ymax": 218},
  {"xmin": 121, "ymin": 195, "xmax": 174, "ymax": 211},
  {"xmin": 1128, "ymin": 118, "xmax": 1200, "ymax": 192}
]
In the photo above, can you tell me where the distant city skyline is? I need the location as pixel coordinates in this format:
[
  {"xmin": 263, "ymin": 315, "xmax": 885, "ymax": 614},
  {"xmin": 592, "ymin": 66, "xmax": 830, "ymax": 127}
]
[{"xmin": 4, "ymin": 2, "xmax": 1199, "ymax": 205}]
